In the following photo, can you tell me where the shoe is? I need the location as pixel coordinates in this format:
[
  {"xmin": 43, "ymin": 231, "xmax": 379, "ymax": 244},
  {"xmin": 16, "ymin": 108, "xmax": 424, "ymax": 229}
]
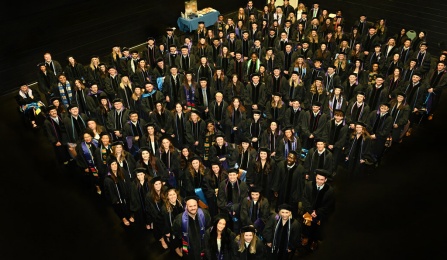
[
  {"xmin": 310, "ymin": 241, "xmax": 319, "ymax": 251},
  {"xmin": 428, "ymin": 114, "xmax": 433, "ymax": 120}
]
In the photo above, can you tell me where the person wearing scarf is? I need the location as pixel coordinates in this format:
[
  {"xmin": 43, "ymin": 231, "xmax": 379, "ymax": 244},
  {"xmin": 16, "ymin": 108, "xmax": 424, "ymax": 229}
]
[
  {"xmin": 264, "ymin": 203, "xmax": 301, "ymax": 259},
  {"xmin": 53, "ymin": 74, "xmax": 74, "ymax": 108},
  {"xmin": 275, "ymin": 126, "xmax": 302, "ymax": 161},
  {"xmin": 345, "ymin": 91, "xmax": 371, "ymax": 131},
  {"xmin": 94, "ymin": 132, "xmax": 113, "ymax": 179},
  {"xmin": 217, "ymin": 168, "xmax": 249, "ymax": 234},
  {"xmin": 75, "ymin": 130, "xmax": 100, "ymax": 194},
  {"xmin": 172, "ymin": 196, "xmax": 211, "ymax": 260},
  {"xmin": 122, "ymin": 110, "xmax": 147, "ymax": 157}
]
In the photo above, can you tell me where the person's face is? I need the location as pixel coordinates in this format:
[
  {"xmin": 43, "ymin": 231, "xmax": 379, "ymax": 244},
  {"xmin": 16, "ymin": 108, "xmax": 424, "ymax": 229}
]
[
  {"xmin": 279, "ymin": 209, "xmax": 291, "ymax": 220},
  {"xmin": 156, "ymin": 103, "xmax": 163, "ymax": 111},
  {"xmin": 338, "ymin": 54, "xmax": 345, "ymax": 60},
  {"xmin": 114, "ymin": 145, "xmax": 123, "ymax": 153},
  {"xmin": 314, "ymin": 61, "xmax": 321, "ymax": 68},
  {"xmin": 110, "ymin": 161, "xmax": 118, "ymax": 171},
  {"xmin": 273, "ymin": 95, "xmax": 280, "ymax": 102},
  {"xmin": 252, "ymin": 76, "xmax": 260, "ymax": 84},
  {"xmin": 292, "ymin": 101, "xmax": 300, "ymax": 109},
  {"xmin": 186, "ymin": 200, "xmax": 198, "ymax": 215},
  {"xmin": 52, "ymin": 99, "xmax": 60, "ymax": 107},
  {"xmin": 216, "ymin": 137, "xmax": 224, "ymax": 146},
  {"xmin": 228, "ymin": 172, "xmax": 238, "ymax": 183},
  {"xmin": 389, "ymin": 38, "xmax": 395, "ymax": 46},
  {"xmin": 182, "ymin": 148, "xmax": 189, "ymax": 157},
  {"xmin": 315, "ymin": 80, "xmax": 322, "ymax": 87},
  {"xmin": 397, "ymin": 95, "xmax": 404, "ymax": 102},
  {"xmin": 20, "ymin": 85, "xmax": 28, "ymax": 93},
  {"xmin": 215, "ymin": 93, "xmax": 223, "ymax": 102},
  {"xmin": 270, "ymin": 122, "xmax": 278, "ymax": 131},
  {"xmin": 410, "ymin": 61, "xmax": 417, "ymax": 67},
  {"xmin": 153, "ymin": 180, "xmax": 162, "ymax": 191},
  {"xmin": 83, "ymin": 133, "xmax": 93, "ymax": 143},
  {"xmin": 334, "ymin": 88, "xmax": 341, "ymax": 95},
  {"xmin": 136, "ymin": 172, "xmax": 145, "ymax": 182},
  {"xmin": 190, "ymin": 113, "xmax": 198, "ymax": 122},
  {"xmin": 438, "ymin": 63, "xmax": 446, "ymax": 71},
  {"xmin": 192, "ymin": 159, "xmax": 200, "ymax": 169},
  {"xmin": 181, "ymin": 48, "xmax": 188, "ymax": 55},
  {"xmin": 44, "ymin": 53, "xmax": 52, "ymax": 61},
  {"xmin": 372, "ymin": 64, "xmax": 379, "ymax": 71},
  {"xmin": 281, "ymin": 33, "xmax": 287, "ymax": 39},
  {"xmin": 334, "ymin": 114, "xmax": 344, "ymax": 122},
  {"xmin": 87, "ymin": 120, "xmax": 97, "ymax": 130},
  {"xmin": 394, "ymin": 68, "xmax": 400, "ymax": 76},
  {"xmin": 376, "ymin": 77, "xmax": 384, "ymax": 85},
  {"xmin": 101, "ymin": 134, "xmax": 110, "ymax": 145},
  {"xmin": 211, "ymin": 164, "xmax": 220, "ymax": 173},
  {"xmin": 235, "ymin": 53, "xmax": 242, "ymax": 60},
  {"xmin": 380, "ymin": 105, "xmax": 389, "ymax": 114},
  {"xmin": 251, "ymin": 54, "xmax": 257, "ymax": 62},
  {"xmin": 217, "ymin": 219, "xmax": 226, "ymax": 232},
  {"xmin": 253, "ymin": 113, "xmax": 261, "ymax": 121},
  {"xmin": 316, "ymin": 174, "xmax": 327, "ymax": 186},
  {"xmin": 419, "ymin": 32, "xmax": 425, "ymax": 38},
  {"xmin": 168, "ymin": 190, "xmax": 177, "ymax": 203},
  {"xmin": 316, "ymin": 141, "xmax": 325, "ymax": 151},
  {"xmin": 374, "ymin": 46, "xmax": 381, "ymax": 52},
  {"xmin": 327, "ymin": 67, "xmax": 334, "ymax": 74},
  {"xmin": 349, "ymin": 75, "xmax": 357, "ymax": 82},
  {"xmin": 129, "ymin": 113, "xmax": 138, "ymax": 122},
  {"xmin": 420, "ymin": 45, "xmax": 427, "ymax": 52},
  {"xmin": 141, "ymin": 150, "xmax": 150, "ymax": 160},
  {"xmin": 242, "ymin": 142, "xmax": 249, "ymax": 149},
  {"xmin": 207, "ymin": 123, "xmax": 215, "ymax": 132},
  {"xmin": 286, "ymin": 153, "xmax": 296, "ymax": 164},
  {"xmin": 273, "ymin": 69, "xmax": 280, "ymax": 76},
  {"xmin": 200, "ymin": 80, "xmax": 207, "ymax": 88},
  {"xmin": 355, "ymin": 124, "xmax": 364, "ymax": 134},
  {"xmin": 320, "ymin": 44, "xmax": 327, "ymax": 51},
  {"xmin": 251, "ymin": 192, "xmax": 260, "ymax": 201},
  {"xmin": 243, "ymin": 232, "xmax": 254, "ymax": 243},
  {"xmin": 298, "ymin": 24, "xmax": 303, "ymax": 30},
  {"xmin": 412, "ymin": 75, "xmax": 421, "ymax": 83},
  {"xmin": 48, "ymin": 109, "xmax": 58, "ymax": 118},
  {"xmin": 360, "ymin": 15, "xmax": 366, "ymax": 21},
  {"xmin": 170, "ymin": 47, "xmax": 177, "ymax": 53},
  {"xmin": 312, "ymin": 105, "xmax": 320, "ymax": 113},
  {"xmin": 147, "ymin": 126, "xmax": 155, "ymax": 135},
  {"xmin": 100, "ymin": 99, "xmax": 108, "ymax": 106},
  {"xmin": 58, "ymin": 75, "xmax": 67, "ymax": 83},
  {"xmin": 70, "ymin": 107, "xmax": 79, "ymax": 116},
  {"xmin": 369, "ymin": 28, "xmax": 376, "ymax": 35},
  {"xmin": 285, "ymin": 129, "xmax": 293, "ymax": 138},
  {"xmin": 233, "ymin": 98, "xmax": 240, "ymax": 107},
  {"xmin": 114, "ymin": 102, "xmax": 123, "ymax": 110},
  {"xmin": 162, "ymin": 139, "xmax": 170, "ymax": 149},
  {"xmin": 356, "ymin": 94, "xmax": 364, "ymax": 103}
]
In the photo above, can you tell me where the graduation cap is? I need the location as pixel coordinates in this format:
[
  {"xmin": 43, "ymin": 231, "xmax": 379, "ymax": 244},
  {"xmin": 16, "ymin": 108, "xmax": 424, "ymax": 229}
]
[
  {"xmin": 91, "ymin": 55, "xmax": 99, "ymax": 59},
  {"xmin": 156, "ymin": 57, "xmax": 164, "ymax": 63},
  {"xmin": 334, "ymin": 86, "xmax": 344, "ymax": 91},
  {"xmin": 269, "ymin": 27, "xmax": 277, "ymax": 31},
  {"xmin": 47, "ymin": 105, "xmax": 57, "ymax": 111},
  {"xmin": 98, "ymin": 62, "xmax": 106, "ymax": 67},
  {"xmin": 327, "ymin": 64, "xmax": 336, "ymax": 69},
  {"xmin": 380, "ymin": 102, "xmax": 391, "ymax": 108},
  {"xmin": 145, "ymin": 122, "xmax": 156, "ymax": 129},
  {"xmin": 333, "ymin": 109, "xmax": 345, "ymax": 116},
  {"xmin": 259, "ymin": 147, "xmax": 270, "ymax": 154},
  {"xmin": 199, "ymin": 77, "xmax": 208, "ymax": 82},
  {"xmin": 198, "ymin": 21, "xmax": 205, "ymax": 25},
  {"xmin": 413, "ymin": 70, "xmax": 422, "ymax": 77},
  {"xmin": 252, "ymin": 109, "xmax": 261, "ymax": 115},
  {"xmin": 37, "ymin": 62, "xmax": 46, "ymax": 67},
  {"xmin": 357, "ymin": 91, "xmax": 366, "ymax": 96},
  {"xmin": 291, "ymin": 71, "xmax": 299, "ymax": 76},
  {"xmin": 250, "ymin": 185, "xmax": 262, "ymax": 193},
  {"xmin": 242, "ymin": 30, "xmax": 249, "ymax": 34},
  {"xmin": 375, "ymin": 74, "xmax": 385, "ymax": 79},
  {"xmin": 150, "ymin": 176, "xmax": 162, "ymax": 184},
  {"xmin": 189, "ymin": 108, "xmax": 200, "ymax": 115},
  {"xmin": 184, "ymin": 195, "xmax": 200, "ymax": 202},
  {"xmin": 315, "ymin": 169, "xmax": 330, "ymax": 178},
  {"xmin": 67, "ymin": 103, "xmax": 78, "ymax": 110},
  {"xmin": 240, "ymin": 136, "xmax": 251, "ymax": 144},
  {"xmin": 315, "ymin": 76, "xmax": 324, "ymax": 81},
  {"xmin": 272, "ymin": 92, "xmax": 282, "ymax": 97},
  {"xmin": 99, "ymin": 132, "xmax": 110, "ymax": 138},
  {"xmin": 282, "ymin": 125, "xmax": 293, "ymax": 132},
  {"xmin": 130, "ymin": 49, "xmax": 139, "ymax": 54},
  {"xmin": 266, "ymin": 47, "xmax": 274, "ymax": 52},
  {"xmin": 227, "ymin": 168, "xmax": 239, "ymax": 174},
  {"xmin": 147, "ymin": 36, "xmax": 155, "ymax": 41},
  {"xmin": 166, "ymin": 27, "xmax": 174, "ymax": 31},
  {"xmin": 112, "ymin": 98, "xmax": 123, "ymax": 103},
  {"xmin": 121, "ymin": 47, "xmax": 129, "ymax": 52},
  {"xmin": 108, "ymin": 66, "xmax": 117, "ymax": 70},
  {"xmin": 240, "ymin": 226, "xmax": 257, "ymax": 233},
  {"xmin": 50, "ymin": 96, "xmax": 61, "ymax": 103},
  {"xmin": 107, "ymin": 157, "xmax": 118, "ymax": 166},
  {"xmin": 111, "ymin": 141, "xmax": 124, "ymax": 147},
  {"xmin": 133, "ymin": 167, "xmax": 147, "ymax": 175},
  {"xmin": 189, "ymin": 155, "xmax": 202, "ymax": 163},
  {"xmin": 288, "ymin": 150, "xmax": 299, "ymax": 157},
  {"xmin": 215, "ymin": 132, "xmax": 225, "ymax": 139},
  {"xmin": 278, "ymin": 203, "xmax": 293, "ymax": 212},
  {"xmin": 355, "ymin": 121, "xmax": 367, "ymax": 127},
  {"xmin": 139, "ymin": 146, "xmax": 151, "ymax": 153},
  {"xmin": 313, "ymin": 101, "xmax": 322, "ymax": 107},
  {"xmin": 251, "ymin": 72, "xmax": 260, "ymax": 78},
  {"xmin": 374, "ymin": 43, "xmax": 382, "ymax": 48},
  {"xmin": 396, "ymin": 92, "xmax": 407, "ymax": 98}
]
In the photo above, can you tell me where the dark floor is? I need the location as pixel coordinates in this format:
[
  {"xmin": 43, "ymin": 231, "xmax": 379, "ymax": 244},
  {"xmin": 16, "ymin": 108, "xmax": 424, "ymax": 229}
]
[{"xmin": 2, "ymin": 1, "xmax": 447, "ymax": 259}]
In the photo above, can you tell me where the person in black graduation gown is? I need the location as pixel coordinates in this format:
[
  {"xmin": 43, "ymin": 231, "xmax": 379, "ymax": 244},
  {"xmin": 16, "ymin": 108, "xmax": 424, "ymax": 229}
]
[
  {"xmin": 233, "ymin": 225, "xmax": 266, "ymax": 260},
  {"xmin": 343, "ymin": 121, "xmax": 373, "ymax": 178},
  {"xmin": 204, "ymin": 214, "xmax": 236, "ymax": 260},
  {"xmin": 366, "ymin": 102, "xmax": 393, "ymax": 165},
  {"xmin": 172, "ymin": 196, "xmax": 212, "ymax": 260},
  {"xmin": 150, "ymin": 100, "xmax": 174, "ymax": 139},
  {"xmin": 108, "ymin": 141, "xmax": 137, "ymax": 182},
  {"xmin": 106, "ymin": 98, "xmax": 131, "ymax": 142},
  {"xmin": 145, "ymin": 176, "xmax": 169, "ymax": 249},
  {"xmin": 246, "ymin": 147, "xmax": 276, "ymax": 203},
  {"xmin": 122, "ymin": 110, "xmax": 147, "ymax": 158},
  {"xmin": 259, "ymin": 121, "xmax": 282, "ymax": 159},
  {"xmin": 389, "ymin": 93, "xmax": 410, "ymax": 144},
  {"xmin": 136, "ymin": 147, "xmax": 168, "ymax": 182},
  {"xmin": 203, "ymin": 162, "xmax": 228, "ymax": 218},
  {"xmin": 263, "ymin": 203, "xmax": 301, "ymax": 259},
  {"xmin": 158, "ymin": 136, "xmax": 181, "ymax": 189},
  {"xmin": 272, "ymin": 151, "xmax": 305, "ymax": 217},
  {"xmin": 321, "ymin": 109, "xmax": 349, "ymax": 175},
  {"xmin": 240, "ymin": 186, "xmax": 270, "ymax": 235},
  {"xmin": 131, "ymin": 168, "xmax": 151, "ymax": 229},
  {"xmin": 185, "ymin": 108, "xmax": 206, "ymax": 156},
  {"xmin": 217, "ymin": 168, "xmax": 249, "ymax": 234},
  {"xmin": 74, "ymin": 129, "xmax": 101, "ymax": 195},
  {"xmin": 103, "ymin": 158, "xmax": 133, "ymax": 226},
  {"xmin": 275, "ymin": 126, "xmax": 301, "ymax": 162},
  {"xmin": 235, "ymin": 137, "xmax": 257, "ymax": 183},
  {"xmin": 209, "ymin": 133, "xmax": 237, "ymax": 171},
  {"xmin": 300, "ymin": 101, "xmax": 329, "ymax": 150},
  {"xmin": 161, "ymin": 188, "xmax": 185, "ymax": 257},
  {"xmin": 242, "ymin": 109, "xmax": 268, "ymax": 151},
  {"xmin": 301, "ymin": 169, "xmax": 335, "ymax": 251},
  {"xmin": 303, "ymin": 140, "xmax": 333, "ymax": 183},
  {"xmin": 43, "ymin": 105, "xmax": 71, "ymax": 165}
]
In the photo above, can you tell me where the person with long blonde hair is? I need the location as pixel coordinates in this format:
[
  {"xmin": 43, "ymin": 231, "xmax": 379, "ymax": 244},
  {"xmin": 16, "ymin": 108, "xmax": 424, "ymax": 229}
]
[
  {"xmin": 305, "ymin": 77, "xmax": 327, "ymax": 110},
  {"xmin": 161, "ymin": 188, "xmax": 184, "ymax": 256},
  {"xmin": 344, "ymin": 121, "xmax": 373, "ymax": 177},
  {"xmin": 234, "ymin": 226, "xmax": 265, "ymax": 258}
]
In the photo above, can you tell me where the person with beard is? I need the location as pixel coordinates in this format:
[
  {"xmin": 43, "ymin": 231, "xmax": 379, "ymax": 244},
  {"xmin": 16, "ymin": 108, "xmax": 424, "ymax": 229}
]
[
  {"xmin": 172, "ymin": 196, "xmax": 211, "ymax": 260},
  {"xmin": 217, "ymin": 168, "xmax": 249, "ymax": 234},
  {"xmin": 301, "ymin": 169, "xmax": 335, "ymax": 251},
  {"xmin": 264, "ymin": 203, "xmax": 301, "ymax": 259},
  {"xmin": 272, "ymin": 151, "xmax": 305, "ymax": 217}
]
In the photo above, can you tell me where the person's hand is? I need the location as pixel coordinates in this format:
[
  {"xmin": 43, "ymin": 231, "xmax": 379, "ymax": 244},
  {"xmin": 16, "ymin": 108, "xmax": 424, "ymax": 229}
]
[
  {"xmin": 360, "ymin": 159, "xmax": 365, "ymax": 164},
  {"xmin": 161, "ymin": 129, "xmax": 166, "ymax": 133},
  {"xmin": 233, "ymin": 127, "xmax": 237, "ymax": 131},
  {"xmin": 393, "ymin": 124, "xmax": 398, "ymax": 128},
  {"xmin": 283, "ymin": 70, "xmax": 289, "ymax": 75},
  {"xmin": 252, "ymin": 104, "xmax": 258, "ymax": 110},
  {"xmin": 328, "ymin": 145, "xmax": 333, "ymax": 149},
  {"xmin": 171, "ymin": 134, "xmax": 175, "ymax": 138},
  {"xmin": 166, "ymin": 233, "xmax": 170, "ymax": 237},
  {"xmin": 309, "ymin": 134, "xmax": 314, "ymax": 138},
  {"xmin": 345, "ymin": 157, "xmax": 349, "ymax": 161},
  {"xmin": 413, "ymin": 108, "xmax": 418, "ymax": 113},
  {"xmin": 194, "ymin": 141, "xmax": 199, "ymax": 146},
  {"xmin": 135, "ymin": 136, "xmax": 140, "ymax": 141},
  {"xmin": 219, "ymin": 157, "xmax": 226, "ymax": 161},
  {"xmin": 370, "ymin": 134, "xmax": 376, "ymax": 139},
  {"xmin": 146, "ymin": 224, "xmax": 152, "ymax": 230},
  {"xmin": 85, "ymin": 168, "xmax": 89, "ymax": 172},
  {"xmin": 305, "ymin": 174, "xmax": 309, "ymax": 180},
  {"xmin": 311, "ymin": 210, "xmax": 317, "ymax": 218},
  {"xmin": 166, "ymin": 96, "xmax": 170, "ymax": 102},
  {"xmin": 364, "ymin": 51, "xmax": 369, "ymax": 56},
  {"xmin": 271, "ymin": 152, "xmax": 276, "ymax": 157},
  {"xmin": 288, "ymin": 249, "xmax": 292, "ymax": 253},
  {"xmin": 267, "ymin": 243, "xmax": 272, "ymax": 247},
  {"xmin": 55, "ymin": 142, "xmax": 61, "ymax": 146},
  {"xmin": 252, "ymin": 137, "xmax": 258, "ymax": 142}
]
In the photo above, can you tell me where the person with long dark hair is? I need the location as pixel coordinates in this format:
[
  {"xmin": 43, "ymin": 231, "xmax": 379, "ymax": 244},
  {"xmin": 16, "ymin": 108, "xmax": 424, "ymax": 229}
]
[
  {"xmin": 75, "ymin": 130, "xmax": 101, "ymax": 194},
  {"xmin": 103, "ymin": 158, "xmax": 133, "ymax": 226},
  {"xmin": 260, "ymin": 121, "xmax": 282, "ymax": 159},
  {"xmin": 161, "ymin": 188, "xmax": 184, "ymax": 257},
  {"xmin": 224, "ymin": 96, "xmax": 247, "ymax": 145},
  {"xmin": 247, "ymin": 147, "xmax": 276, "ymax": 202},
  {"xmin": 203, "ymin": 162, "xmax": 228, "ymax": 218},
  {"xmin": 204, "ymin": 215, "xmax": 236, "ymax": 260},
  {"xmin": 185, "ymin": 156, "xmax": 210, "ymax": 209},
  {"xmin": 136, "ymin": 147, "xmax": 168, "ymax": 182},
  {"xmin": 171, "ymin": 102, "xmax": 189, "ymax": 149},
  {"xmin": 158, "ymin": 137, "xmax": 181, "ymax": 188},
  {"xmin": 131, "ymin": 168, "xmax": 151, "ymax": 229},
  {"xmin": 145, "ymin": 176, "xmax": 168, "ymax": 249}
]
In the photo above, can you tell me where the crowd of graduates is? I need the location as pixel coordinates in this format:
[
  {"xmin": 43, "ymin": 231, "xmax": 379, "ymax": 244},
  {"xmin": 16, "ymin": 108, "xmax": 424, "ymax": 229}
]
[{"xmin": 14, "ymin": 0, "xmax": 447, "ymax": 259}]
